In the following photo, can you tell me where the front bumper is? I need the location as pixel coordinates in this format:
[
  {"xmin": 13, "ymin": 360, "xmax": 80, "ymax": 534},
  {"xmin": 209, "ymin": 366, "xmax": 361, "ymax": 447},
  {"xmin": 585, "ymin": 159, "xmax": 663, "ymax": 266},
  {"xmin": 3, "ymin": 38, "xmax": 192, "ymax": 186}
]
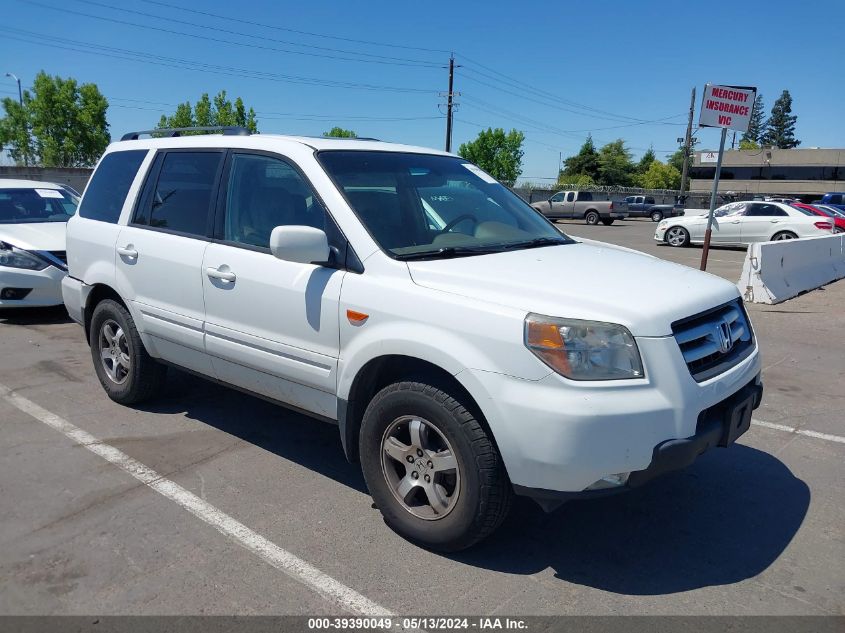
[
  {"xmin": 0, "ymin": 266, "xmax": 66, "ymax": 308},
  {"xmin": 511, "ymin": 374, "xmax": 763, "ymax": 508},
  {"xmin": 460, "ymin": 332, "xmax": 762, "ymax": 496}
]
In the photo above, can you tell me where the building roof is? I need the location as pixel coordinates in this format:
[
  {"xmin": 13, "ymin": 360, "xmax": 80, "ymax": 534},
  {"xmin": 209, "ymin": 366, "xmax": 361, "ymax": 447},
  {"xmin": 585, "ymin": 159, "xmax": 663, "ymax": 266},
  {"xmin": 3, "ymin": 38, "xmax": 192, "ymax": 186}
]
[{"xmin": 695, "ymin": 148, "xmax": 845, "ymax": 167}]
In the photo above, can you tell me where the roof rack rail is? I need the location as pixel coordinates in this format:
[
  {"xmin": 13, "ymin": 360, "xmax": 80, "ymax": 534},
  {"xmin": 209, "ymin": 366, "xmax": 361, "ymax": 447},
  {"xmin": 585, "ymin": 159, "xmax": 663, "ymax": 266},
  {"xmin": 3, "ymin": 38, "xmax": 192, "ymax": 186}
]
[{"xmin": 120, "ymin": 126, "xmax": 252, "ymax": 141}]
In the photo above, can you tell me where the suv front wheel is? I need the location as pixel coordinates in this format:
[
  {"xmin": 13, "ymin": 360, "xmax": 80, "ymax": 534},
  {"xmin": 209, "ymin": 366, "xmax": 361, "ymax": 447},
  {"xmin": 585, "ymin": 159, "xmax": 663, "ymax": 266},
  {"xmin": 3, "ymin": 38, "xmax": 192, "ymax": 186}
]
[
  {"xmin": 359, "ymin": 380, "xmax": 512, "ymax": 551},
  {"xmin": 89, "ymin": 299, "xmax": 166, "ymax": 404}
]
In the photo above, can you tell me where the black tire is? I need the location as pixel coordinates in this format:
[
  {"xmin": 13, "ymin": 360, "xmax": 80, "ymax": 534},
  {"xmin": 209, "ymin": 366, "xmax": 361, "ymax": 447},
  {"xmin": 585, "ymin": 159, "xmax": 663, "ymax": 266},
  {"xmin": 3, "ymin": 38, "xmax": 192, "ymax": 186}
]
[
  {"xmin": 359, "ymin": 381, "xmax": 513, "ymax": 552},
  {"xmin": 585, "ymin": 210, "xmax": 600, "ymax": 225},
  {"xmin": 771, "ymin": 231, "xmax": 798, "ymax": 241},
  {"xmin": 89, "ymin": 299, "xmax": 166, "ymax": 404},
  {"xmin": 601, "ymin": 218, "xmax": 615, "ymax": 226},
  {"xmin": 665, "ymin": 226, "xmax": 690, "ymax": 247},
  {"xmin": 651, "ymin": 210, "xmax": 664, "ymax": 222}
]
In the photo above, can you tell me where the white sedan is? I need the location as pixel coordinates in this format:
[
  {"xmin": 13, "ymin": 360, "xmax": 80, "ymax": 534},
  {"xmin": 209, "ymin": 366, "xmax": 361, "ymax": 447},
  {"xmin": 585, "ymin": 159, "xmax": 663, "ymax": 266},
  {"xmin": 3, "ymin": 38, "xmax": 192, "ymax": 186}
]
[
  {"xmin": 654, "ymin": 200, "xmax": 833, "ymax": 247},
  {"xmin": 0, "ymin": 179, "xmax": 78, "ymax": 308}
]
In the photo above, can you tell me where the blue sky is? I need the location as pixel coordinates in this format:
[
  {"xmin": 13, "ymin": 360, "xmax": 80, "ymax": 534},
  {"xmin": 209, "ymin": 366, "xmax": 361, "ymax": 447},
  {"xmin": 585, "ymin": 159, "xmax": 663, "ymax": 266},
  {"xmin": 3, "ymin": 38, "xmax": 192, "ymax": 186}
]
[{"xmin": 2, "ymin": 0, "xmax": 843, "ymax": 183}]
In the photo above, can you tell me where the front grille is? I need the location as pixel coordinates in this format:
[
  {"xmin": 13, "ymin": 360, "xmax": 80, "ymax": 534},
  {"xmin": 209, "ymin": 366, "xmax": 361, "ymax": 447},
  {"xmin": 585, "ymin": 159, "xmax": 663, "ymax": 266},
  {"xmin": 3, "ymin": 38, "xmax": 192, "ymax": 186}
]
[{"xmin": 672, "ymin": 300, "xmax": 754, "ymax": 382}]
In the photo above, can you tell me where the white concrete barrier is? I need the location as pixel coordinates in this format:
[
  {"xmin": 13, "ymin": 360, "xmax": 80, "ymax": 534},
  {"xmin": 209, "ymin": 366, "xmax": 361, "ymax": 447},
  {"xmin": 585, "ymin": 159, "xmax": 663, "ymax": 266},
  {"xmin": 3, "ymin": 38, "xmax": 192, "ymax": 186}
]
[{"xmin": 738, "ymin": 234, "xmax": 845, "ymax": 304}]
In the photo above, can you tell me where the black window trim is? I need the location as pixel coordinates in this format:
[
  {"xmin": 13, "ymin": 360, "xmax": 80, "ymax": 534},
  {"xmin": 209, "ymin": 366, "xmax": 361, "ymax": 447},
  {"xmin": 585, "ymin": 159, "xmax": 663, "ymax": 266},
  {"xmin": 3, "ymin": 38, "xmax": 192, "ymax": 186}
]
[
  {"xmin": 210, "ymin": 148, "xmax": 361, "ymax": 273},
  {"xmin": 128, "ymin": 147, "xmax": 226, "ymax": 241}
]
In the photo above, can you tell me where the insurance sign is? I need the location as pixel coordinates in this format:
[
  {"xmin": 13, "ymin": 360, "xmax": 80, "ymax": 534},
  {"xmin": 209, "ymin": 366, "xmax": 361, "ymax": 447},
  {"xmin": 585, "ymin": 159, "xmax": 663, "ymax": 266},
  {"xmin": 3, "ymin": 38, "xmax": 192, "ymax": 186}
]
[{"xmin": 699, "ymin": 84, "xmax": 757, "ymax": 132}]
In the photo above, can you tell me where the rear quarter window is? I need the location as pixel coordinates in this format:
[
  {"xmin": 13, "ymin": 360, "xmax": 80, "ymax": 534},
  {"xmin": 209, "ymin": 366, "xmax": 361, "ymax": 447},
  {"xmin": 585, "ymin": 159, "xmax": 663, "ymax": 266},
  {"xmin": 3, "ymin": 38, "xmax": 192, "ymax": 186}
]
[{"xmin": 78, "ymin": 150, "xmax": 147, "ymax": 223}]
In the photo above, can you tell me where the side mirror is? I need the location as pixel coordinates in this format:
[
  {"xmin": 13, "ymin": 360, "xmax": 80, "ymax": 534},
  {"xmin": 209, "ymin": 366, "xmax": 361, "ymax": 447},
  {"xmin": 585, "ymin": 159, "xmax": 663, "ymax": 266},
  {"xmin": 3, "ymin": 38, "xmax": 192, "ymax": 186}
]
[{"xmin": 269, "ymin": 225, "xmax": 330, "ymax": 265}]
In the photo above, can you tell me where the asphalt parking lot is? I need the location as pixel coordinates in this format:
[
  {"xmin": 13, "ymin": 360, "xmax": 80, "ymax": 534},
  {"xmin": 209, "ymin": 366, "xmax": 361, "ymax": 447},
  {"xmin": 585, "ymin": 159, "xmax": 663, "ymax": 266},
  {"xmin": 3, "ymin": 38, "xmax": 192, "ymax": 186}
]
[{"xmin": 1, "ymin": 218, "xmax": 843, "ymax": 616}]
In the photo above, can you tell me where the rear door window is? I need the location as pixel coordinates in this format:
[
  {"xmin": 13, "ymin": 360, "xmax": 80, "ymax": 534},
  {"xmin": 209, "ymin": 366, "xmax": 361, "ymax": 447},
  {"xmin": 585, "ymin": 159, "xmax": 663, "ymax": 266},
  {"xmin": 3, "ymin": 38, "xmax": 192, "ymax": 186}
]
[
  {"xmin": 134, "ymin": 151, "xmax": 223, "ymax": 237},
  {"xmin": 78, "ymin": 150, "xmax": 147, "ymax": 223}
]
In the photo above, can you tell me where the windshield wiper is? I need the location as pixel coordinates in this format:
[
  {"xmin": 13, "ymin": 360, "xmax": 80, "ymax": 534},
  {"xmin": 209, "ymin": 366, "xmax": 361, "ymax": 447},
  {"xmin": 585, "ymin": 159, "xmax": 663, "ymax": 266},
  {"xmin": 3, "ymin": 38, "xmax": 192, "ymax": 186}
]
[
  {"xmin": 395, "ymin": 246, "xmax": 502, "ymax": 260},
  {"xmin": 499, "ymin": 236, "xmax": 572, "ymax": 250}
]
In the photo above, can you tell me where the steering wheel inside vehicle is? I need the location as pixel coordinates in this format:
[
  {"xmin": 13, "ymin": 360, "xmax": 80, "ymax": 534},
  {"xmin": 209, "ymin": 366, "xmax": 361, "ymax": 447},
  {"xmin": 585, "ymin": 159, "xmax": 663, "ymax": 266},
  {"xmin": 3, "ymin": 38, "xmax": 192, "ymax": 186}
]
[{"xmin": 438, "ymin": 214, "xmax": 478, "ymax": 234}]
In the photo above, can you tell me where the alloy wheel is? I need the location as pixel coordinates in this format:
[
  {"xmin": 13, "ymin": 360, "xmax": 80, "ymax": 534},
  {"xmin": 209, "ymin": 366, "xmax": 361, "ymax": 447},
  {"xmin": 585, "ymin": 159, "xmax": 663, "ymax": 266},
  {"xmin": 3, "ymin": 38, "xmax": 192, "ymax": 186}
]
[
  {"xmin": 99, "ymin": 319, "xmax": 130, "ymax": 385},
  {"xmin": 666, "ymin": 227, "xmax": 687, "ymax": 246},
  {"xmin": 380, "ymin": 415, "xmax": 461, "ymax": 520}
]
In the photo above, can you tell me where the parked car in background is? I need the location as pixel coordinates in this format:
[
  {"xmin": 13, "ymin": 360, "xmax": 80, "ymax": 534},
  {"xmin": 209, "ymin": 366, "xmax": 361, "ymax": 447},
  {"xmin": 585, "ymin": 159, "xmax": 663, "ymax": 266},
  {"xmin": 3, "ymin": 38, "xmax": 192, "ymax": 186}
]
[
  {"xmin": 791, "ymin": 202, "xmax": 845, "ymax": 233},
  {"xmin": 810, "ymin": 193, "xmax": 845, "ymax": 212},
  {"xmin": 654, "ymin": 200, "xmax": 833, "ymax": 247},
  {"xmin": 62, "ymin": 129, "xmax": 763, "ymax": 550},
  {"xmin": 618, "ymin": 195, "xmax": 684, "ymax": 222},
  {"xmin": 0, "ymin": 179, "xmax": 77, "ymax": 308},
  {"xmin": 531, "ymin": 190, "xmax": 627, "ymax": 225},
  {"xmin": 815, "ymin": 204, "xmax": 845, "ymax": 219}
]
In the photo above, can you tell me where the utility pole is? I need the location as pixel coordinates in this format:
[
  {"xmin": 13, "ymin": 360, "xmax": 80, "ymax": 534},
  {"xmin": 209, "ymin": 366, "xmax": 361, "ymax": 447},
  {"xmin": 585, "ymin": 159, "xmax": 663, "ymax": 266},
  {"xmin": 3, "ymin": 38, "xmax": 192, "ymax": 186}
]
[
  {"xmin": 731, "ymin": 130, "xmax": 737, "ymax": 149},
  {"xmin": 445, "ymin": 54, "xmax": 455, "ymax": 152},
  {"xmin": 678, "ymin": 86, "xmax": 696, "ymax": 202},
  {"xmin": 5, "ymin": 72, "xmax": 26, "ymax": 166}
]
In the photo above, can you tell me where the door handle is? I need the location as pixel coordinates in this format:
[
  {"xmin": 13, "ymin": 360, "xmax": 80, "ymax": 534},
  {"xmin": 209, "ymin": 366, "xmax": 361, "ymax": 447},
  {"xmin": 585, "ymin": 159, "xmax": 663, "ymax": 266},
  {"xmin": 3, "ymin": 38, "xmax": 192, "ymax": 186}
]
[
  {"xmin": 730, "ymin": 220, "xmax": 741, "ymax": 224},
  {"xmin": 116, "ymin": 245, "xmax": 138, "ymax": 258},
  {"xmin": 770, "ymin": 219, "xmax": 781, "ymax": 223},
  {"xmin": 206, "ymin": 267, "xmax": 236, "ymax": 282}
]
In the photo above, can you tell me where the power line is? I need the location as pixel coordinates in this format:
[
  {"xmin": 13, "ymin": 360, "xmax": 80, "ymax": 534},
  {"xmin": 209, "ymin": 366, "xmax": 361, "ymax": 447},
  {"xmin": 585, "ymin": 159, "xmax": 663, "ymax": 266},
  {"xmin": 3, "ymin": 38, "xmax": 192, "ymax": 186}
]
[
  {"xmin": 1, "ymin": 28, "xmax": 436, "ymax": 94},
  {"xmin": 463, "ymin": 95, "xmax": 684, "ymax": 139},
  {"xmin": 460, "ymin": 68, "xmax": 685, "ymax": 127},
  {"xmin": 71, "ymin": 0, "xmax": 442, "ymax": 67},
  {"xmin": 18, "ymin": 0, "xmax": 442, "ymax": 69},
  {"xmin": 458, "ymin": 53, "xmax": 666, "ymax": 124},
  {"xmin": 141, "ymin": 0, "xmax": 451, "ymax": 54}
]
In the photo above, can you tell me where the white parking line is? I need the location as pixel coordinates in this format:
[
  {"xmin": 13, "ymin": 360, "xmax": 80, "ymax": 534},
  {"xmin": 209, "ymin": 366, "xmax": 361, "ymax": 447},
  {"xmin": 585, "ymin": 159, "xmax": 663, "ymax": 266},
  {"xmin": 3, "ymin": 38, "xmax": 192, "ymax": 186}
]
[
  {"xmin": 0, "ymin": 383, "xmax": 393, "ymax": 617},
  {"xmin": 752, "ymin": 418, "xmax": 845, "ymax": 444}
]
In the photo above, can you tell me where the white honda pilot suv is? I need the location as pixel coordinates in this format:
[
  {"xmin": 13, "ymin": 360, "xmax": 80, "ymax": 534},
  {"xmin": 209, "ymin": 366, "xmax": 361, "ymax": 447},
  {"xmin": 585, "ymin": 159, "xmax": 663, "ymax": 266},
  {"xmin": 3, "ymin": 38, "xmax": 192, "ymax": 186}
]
[{"xmin": 63, "ymin": 127, "xmax": 763, "ymax": 551}]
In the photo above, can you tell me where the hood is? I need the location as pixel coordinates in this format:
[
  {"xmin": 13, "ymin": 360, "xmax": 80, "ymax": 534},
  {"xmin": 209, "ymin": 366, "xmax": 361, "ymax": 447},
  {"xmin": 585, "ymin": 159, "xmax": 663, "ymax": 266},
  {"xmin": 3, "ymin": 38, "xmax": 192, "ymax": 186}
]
[
  {"xmin": 0, "ymin": 222, "xmax": 67, "ymax": 251},
  {"xmin": 407, "ymin": 241, "xmax": 740, "ymax": 337}
]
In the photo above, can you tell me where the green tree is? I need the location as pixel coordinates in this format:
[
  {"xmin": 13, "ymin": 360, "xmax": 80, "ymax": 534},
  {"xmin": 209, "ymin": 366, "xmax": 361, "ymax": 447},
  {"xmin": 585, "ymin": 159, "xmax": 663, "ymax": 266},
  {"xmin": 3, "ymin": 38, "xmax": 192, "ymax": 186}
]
[
  {"xmin": 323, "ymin": 127, "xmax": 357, "ymax": 138},
  {"xmin": 0, "ymin": 98, "xmax": 33, "ymax": 166},
  {"xmin": 741, "ymin": 93, "xmax": 765, "ymax": 145},
  {"xmin": 596, "ymin": 139, "xmax": 635, "ymax": 186},
  {"xmin": 457, "ymin": 127, "xmax": 525, "ymax": 187},
  {"xmin": 558, "ymin": 173, "xmax": 596, "ymax": 188},
  {"xmin": 638, "ymin": 160, "xmax": 681, "ymax": 189},
  {"xmin": 560, "ymin": 135, "xmax": 600, "ymax": 182},
  {"xmin": 0, "ymin": 71, "xmax": 109, "ymax": 167},
  {"xmin": 636, "ymin": 146, "xmax": 656, "ymax": 175},
  {"xmin": 761, "ymin": 90, "xmax": 799, "ymax": 148},
  {"xmin": 157, "ymin": 90, "xmax": 258, "ymax": 133},
  {"xmin": 739, "ymin": 139, "xmax": 759, "ymax": 150}
]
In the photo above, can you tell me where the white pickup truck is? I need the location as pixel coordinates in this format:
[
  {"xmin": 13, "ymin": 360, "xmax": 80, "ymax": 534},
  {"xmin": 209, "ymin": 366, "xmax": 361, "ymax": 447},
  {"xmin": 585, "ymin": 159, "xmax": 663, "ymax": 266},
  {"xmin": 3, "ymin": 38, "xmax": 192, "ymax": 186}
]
[
  {"xmin": 531, "ymin": 190, "xmax": 628, "ymax": 225},
  {"xmin": 62, "ymin": 128, "xmax": 763, "ymax": 551}
]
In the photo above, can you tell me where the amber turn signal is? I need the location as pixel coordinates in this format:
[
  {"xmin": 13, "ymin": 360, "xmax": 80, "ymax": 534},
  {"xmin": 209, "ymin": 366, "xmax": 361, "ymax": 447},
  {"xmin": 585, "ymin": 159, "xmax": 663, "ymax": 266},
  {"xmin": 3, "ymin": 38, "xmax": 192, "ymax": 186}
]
[{"xmin": 347, "ymin": 309, "xmax": 369, "ymax": 325}]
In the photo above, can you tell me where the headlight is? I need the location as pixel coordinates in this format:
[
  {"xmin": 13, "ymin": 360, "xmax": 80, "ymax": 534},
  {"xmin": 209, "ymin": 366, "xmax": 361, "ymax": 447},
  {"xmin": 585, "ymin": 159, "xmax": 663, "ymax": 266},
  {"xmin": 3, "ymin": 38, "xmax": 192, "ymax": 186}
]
[
  {"xmin": 525, "ymin": 314, "xmax": 644, "ymax": 380},
  {"xmin": 0, "ymin": 242, "xmax": 49, "ymax": 271},
  {"xmin": 658, "ymin": 220, "xmax": 668, "ymax": 229}
]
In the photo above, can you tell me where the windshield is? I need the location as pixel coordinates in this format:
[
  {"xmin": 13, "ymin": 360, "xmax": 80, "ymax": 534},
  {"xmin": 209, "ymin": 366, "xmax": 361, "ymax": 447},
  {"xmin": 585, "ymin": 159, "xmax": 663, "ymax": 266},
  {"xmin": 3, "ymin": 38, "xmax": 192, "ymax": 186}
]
[
  {"xmin": 317, "ymin": 151, "xmax": 570, "ymax": 258},
  {"xmin": 0, "ymin": 188, "xmax": 79, "ymax": 224}
]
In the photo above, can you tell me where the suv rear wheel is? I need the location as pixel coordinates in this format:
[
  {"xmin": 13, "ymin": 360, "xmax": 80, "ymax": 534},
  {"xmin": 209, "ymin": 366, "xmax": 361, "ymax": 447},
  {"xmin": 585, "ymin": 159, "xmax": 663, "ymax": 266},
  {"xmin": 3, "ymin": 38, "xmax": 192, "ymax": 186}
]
[
  {"xmin": 359, "ymin": 381, "xmax": 512, "ymax": 551},
  {"xmin": 89, "ymin": 299, "xmax": 166, "ymax": 404}
]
